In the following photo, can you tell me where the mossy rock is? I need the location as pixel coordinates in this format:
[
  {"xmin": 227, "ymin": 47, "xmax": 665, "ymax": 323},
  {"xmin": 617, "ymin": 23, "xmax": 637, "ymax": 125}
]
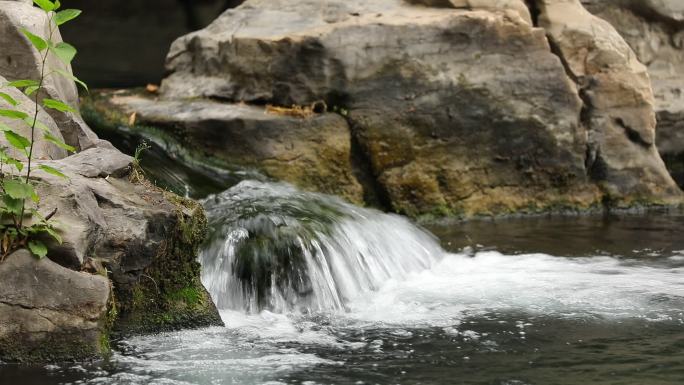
[{"xmin": 113, "ymin": 192, "xmax": 223, "ymax": 335}]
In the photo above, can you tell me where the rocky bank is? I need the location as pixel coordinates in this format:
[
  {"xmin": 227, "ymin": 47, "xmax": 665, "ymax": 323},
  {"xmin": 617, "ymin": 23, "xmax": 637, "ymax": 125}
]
[
  {"xmin": 0, "ymin": 0, "xmax": 222, "ymax": 363},
  {"xmin": 87, "ymin": 0, "xmax": 683, "ymax": 219}
]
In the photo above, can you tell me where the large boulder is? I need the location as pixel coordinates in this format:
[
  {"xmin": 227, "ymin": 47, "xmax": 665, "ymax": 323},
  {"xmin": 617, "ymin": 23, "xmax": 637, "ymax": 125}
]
[
  {"xmin": 0, "ymin": 250, "xmax": 110, "ymax": 363},
  {"xmin": 536, "ymin": 0, "xmax": 681, "ymax": 203},
  {"xmin": 0, "ymin": 147, "xmax": 223, "ymax": 362},
  {"xmin": 32, "ymin": 147, "xmax": 223, "ymax": 336},
  {"xmin": 0, "ymin": 0, "xmax": 99, "ymax": 151},
  {"xmin": 581, "ymin": 0, "xmax": 684, "ymax": 187},
  {"xmin": 149, "ymin": 0, "xmax": 681, "ymax": 217}
]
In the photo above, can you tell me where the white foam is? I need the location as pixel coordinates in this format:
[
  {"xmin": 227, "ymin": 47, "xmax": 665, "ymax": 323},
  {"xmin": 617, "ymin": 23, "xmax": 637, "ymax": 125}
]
[{"xmin": 340, "ymin": 251, "xmax": 684, "ymax": 326}]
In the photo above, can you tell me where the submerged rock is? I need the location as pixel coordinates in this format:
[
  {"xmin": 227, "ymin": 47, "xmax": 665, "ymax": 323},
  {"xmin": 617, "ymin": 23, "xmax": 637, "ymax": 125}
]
[{"xmin": 201, "ymin": 180, "xmax": 441, "ymax": 312}]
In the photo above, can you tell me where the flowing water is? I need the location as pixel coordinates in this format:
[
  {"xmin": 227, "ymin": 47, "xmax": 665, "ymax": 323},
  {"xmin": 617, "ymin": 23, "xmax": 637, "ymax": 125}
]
[
  {"xmin": 2, "ymin": 148, "xmax": 684, "ymax": 384},
  {"xmin": 4, "ymin": 180, "xmax": 683, "ymax": 385}
]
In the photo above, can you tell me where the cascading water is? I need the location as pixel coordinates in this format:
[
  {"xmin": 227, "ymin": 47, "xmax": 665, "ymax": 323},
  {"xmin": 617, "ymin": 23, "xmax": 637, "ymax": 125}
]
[
  {"xmin": 15, "ymin": 179, "xmax": 684, "ymax": 384},
  {"xmin": 200, "ymin": 180, "xmax": 444, "ymax": 313}
]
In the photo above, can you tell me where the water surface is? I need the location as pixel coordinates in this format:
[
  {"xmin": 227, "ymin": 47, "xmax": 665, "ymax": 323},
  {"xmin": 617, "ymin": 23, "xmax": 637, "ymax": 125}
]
[{"xmin": 2, "ymin": 182, "xmax": 683, "ymax": 385}]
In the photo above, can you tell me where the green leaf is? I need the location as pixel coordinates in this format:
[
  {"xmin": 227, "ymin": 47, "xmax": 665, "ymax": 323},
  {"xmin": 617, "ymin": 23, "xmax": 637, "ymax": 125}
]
[
  {"xmin": 3, "ymin": 179, "xmax": 35, "ymax": 199},
  {"xmin": 50, "ymin": 42, "xmax": 77, "ymax": 64},
  {"xmin": 43, "ymin": 98, "xmax": 75, "ymax": 113},
  {"xmin": 24, "ymin": 86, "xmax": 39, "ymax": 96},
  {"xmin": 32, "ymin": 0, "xmax": 56, "ymax": 12},
  {"xmin": 0, "ymin": 92, "xmax": 18, "ymax": 106},
  {"xmin": 43, "ymin": 133, "xmax": 75, "ymax": 152},
  {"xmin": 53, "ymin": 69, "xmax": 88, "ymax": 91},
  {"xmin": 6, "ymin": 158, "xmax": 24, "ymax": 172},
  {"xmin": 0, "ymin": 148, "xmax": 25, "ymax": 171},
  {"xmin": 0, "ymin": 109, "xmax": 28, "ymax": 120},
  {"xmin": 20, "ymin": 28, "xmax": 48, "ymax": 51},
  {"xmin": 54, "ymin": 9, "xmax": 81, "ymax": 25},
  {"xmin": 28, "ymin": 240, "xmax": 48, "ymax": 259},
  {"xmin": 38, "ymin": 164, "xmax": 68, "ymax": 179},
  {"xmin": 4, "ymin": 131, "xmax": 31, "ymax": 150},
  {"xmin": 44, "ymin": 227, "xmax": 62, "ymax": 244},
  {"xmin": 2, "ymin": 195, "xmax": 23, "ymax": 215},
  {"xmin": 6, "ymin": 79, "xmax": 39, "ymax": 88}
]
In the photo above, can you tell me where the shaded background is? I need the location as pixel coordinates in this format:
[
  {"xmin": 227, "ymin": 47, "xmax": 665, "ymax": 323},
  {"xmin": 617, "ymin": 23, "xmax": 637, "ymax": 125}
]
[{"xmin": 61, "ymin": 0, "xmax": 245, "ymax": 88}]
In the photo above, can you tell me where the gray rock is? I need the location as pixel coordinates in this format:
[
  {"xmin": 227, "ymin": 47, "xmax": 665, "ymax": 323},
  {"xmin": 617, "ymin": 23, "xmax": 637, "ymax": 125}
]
[
  {"xmin": 0, "ymin": 250, "xmax": 110, "ymax": 363},
  {"xmin": 0, "ymin": 0, "xmax": 223, "ymax": 363},
  {"xmin": 29, "ymin": 147, "xmax": 223, "ymax": 336},
  {"xmin": 156, "ymin": 0, "xmax": 681, "ymax": 217},
  {"xmin": 536, "ymin": 0, "xmax": 681, "ymax": 203},
  {"xmin": 408, "ymin": 0, "xmax": 533, "ymax": 25},
  {"xmin": 582, "ymin": 0, "xmax": 684, "ymax": 187},
  {"xmin": 0, "ymin": 0, "xmax": 100, "ymax": 151}
]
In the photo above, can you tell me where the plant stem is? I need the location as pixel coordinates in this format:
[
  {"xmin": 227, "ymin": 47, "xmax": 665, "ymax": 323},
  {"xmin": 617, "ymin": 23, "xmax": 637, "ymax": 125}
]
[{"xmin": 18, "ymin": 11, "xmax": 54, "ymax": 229}]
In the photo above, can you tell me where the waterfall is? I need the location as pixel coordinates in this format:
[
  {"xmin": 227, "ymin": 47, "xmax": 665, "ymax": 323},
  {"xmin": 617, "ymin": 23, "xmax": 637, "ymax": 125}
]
[{"xmin": 200, "ymin": 180, "xmax": 444, "ymax": 313}]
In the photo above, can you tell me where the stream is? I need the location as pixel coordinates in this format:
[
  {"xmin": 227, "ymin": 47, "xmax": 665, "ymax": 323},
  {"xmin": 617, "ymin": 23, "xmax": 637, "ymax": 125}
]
[{"xmin": 2, "ymin": 137, "xmax": 683, "ymax": 385}]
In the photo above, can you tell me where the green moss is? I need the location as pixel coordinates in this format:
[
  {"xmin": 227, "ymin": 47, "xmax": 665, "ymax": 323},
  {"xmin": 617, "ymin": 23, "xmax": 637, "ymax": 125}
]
[
  {"xmin": 113, "ymin": 192, "xmax": 222, "ymax": 336},
  {"xmin": 165, "ymin": 287, "xmax": 203, "ymax": 306},
  {"xmin": 0, "ymin": 329, "xmax": 107, "ymax": 363}
]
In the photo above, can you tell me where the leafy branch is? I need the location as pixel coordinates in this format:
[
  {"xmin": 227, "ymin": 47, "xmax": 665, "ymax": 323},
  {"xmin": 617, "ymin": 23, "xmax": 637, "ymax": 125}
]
[{"xmin": 0, "ymin": 0, "xmax": 86, "ymax": 261}]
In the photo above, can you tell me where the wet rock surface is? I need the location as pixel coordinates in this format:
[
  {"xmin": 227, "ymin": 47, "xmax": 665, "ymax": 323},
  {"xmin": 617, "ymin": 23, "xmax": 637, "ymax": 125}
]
[{"xmin": 84, "ymin": 90, "xmax": 364, "ymax": 204}]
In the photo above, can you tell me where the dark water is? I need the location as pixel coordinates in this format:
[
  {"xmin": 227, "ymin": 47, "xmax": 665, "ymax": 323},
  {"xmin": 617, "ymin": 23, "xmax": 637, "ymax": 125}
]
[{"xmin": 2, "ymin": 213, "xmax": 683, "ymax": 385}]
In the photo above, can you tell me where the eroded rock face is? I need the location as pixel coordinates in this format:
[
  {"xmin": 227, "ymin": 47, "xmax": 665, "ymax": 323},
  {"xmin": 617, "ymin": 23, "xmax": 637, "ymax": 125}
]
[
  {"xmin": 0, "ymin": 0, "xmax": 99, "ymax": 151},
  {"xmin": 536, "ymin": 0, "xmax": 681, "ymax": 203},
  {"xmin": 151, "ymin": 0, "xmax": 682, "ymax": 217},
  {"xmin": 582, "ymin": 0, "xmax": 684, "ymax": 187},
  {"xmin": 0, "ymin": 146, "xmax": 223, "ymax": 362},
  {"xmin": 0, "ymin": 250, "xmax": 110, "ymax": 363}
]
